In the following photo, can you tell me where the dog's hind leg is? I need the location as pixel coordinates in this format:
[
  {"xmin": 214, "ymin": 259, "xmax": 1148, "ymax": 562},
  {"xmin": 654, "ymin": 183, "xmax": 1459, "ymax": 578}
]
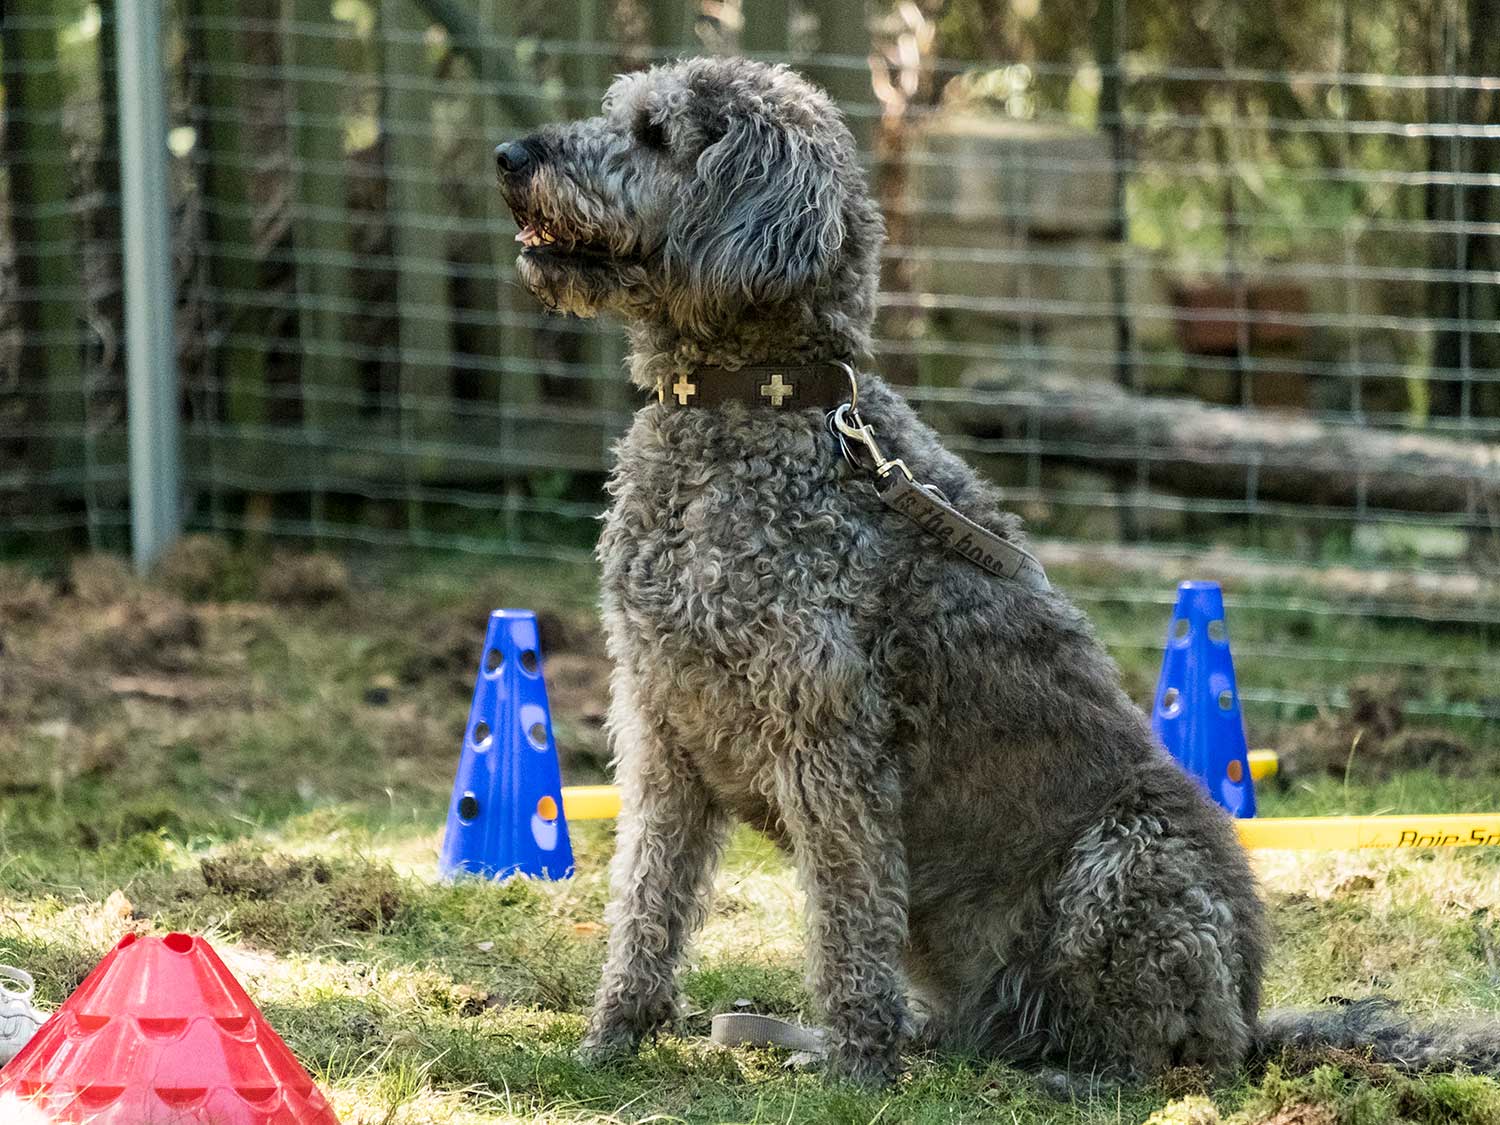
[
  {"xmin": 1027, "ymin": 809, "xmax": 1259, "ymax": 1079},
  {"xmin": 774, "ymin": 735, "xmax": 912, "ymax": 1086},
  {"xmin": 582, "ymin": 668, "xmax": 731, "ymax": 1058}
]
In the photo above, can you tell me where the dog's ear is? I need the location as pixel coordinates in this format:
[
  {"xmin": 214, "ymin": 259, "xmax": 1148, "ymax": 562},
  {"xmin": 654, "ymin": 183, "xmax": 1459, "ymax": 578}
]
[{"xmin": 666, "ymin": 112, "xmax": 846, "ymax": 314}]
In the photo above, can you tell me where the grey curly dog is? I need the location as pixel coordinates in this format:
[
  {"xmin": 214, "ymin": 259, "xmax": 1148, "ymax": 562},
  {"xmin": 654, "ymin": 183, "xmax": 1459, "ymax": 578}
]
[{"xmin": 496, "ymin": 56, "xmax": 1499, "ymax": 1086}]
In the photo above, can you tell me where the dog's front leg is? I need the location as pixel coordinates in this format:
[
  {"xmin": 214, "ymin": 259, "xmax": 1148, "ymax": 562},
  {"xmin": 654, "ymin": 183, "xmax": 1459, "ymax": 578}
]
[
  {"xmin": 777, "ymin": 741, "xmax": 910, "ymax": 1085},
  {"xmin": 582, "ymin": 686, "xmax": 730, "ymax": 1059}
]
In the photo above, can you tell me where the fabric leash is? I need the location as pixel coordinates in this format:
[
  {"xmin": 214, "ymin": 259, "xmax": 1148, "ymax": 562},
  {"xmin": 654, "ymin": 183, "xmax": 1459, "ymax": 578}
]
[
  {"xmin": 825, "ymin": 367, "xmax": 1050, "ymax": 592},
  {"xmin": 710, "ymin": 1012, "xmax": 828, "ymax": 1057}
]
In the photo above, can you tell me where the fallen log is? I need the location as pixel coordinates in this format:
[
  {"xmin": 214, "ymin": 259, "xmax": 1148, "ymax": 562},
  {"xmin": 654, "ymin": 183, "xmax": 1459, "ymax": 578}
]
[
  {"xmin": 951, "ymin": 373, "xmax": 1500, "ymax": 517},
  {"xmin": 1033, "ymin": 541, "xmax": 1500, "ymax": 613}
]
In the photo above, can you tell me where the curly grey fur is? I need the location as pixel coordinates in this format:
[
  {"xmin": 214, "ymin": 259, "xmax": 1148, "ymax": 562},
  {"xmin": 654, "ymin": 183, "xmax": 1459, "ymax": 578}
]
[{"xmin": 496, "ymin": 56, "xmax": 1494, "ymax": 1086}]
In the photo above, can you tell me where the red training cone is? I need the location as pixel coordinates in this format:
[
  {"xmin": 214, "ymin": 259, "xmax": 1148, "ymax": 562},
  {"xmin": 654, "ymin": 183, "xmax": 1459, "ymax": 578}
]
[{"xmin": 0, "ymin": 932, "xmax": 339, "ymax": 1124}]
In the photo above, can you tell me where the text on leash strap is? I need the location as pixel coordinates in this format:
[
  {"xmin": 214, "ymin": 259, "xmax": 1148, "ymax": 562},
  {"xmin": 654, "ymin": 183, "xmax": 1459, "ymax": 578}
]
[{"xmin": 828, "ymin": 398, "xmax": 1050, "ymax": 592}]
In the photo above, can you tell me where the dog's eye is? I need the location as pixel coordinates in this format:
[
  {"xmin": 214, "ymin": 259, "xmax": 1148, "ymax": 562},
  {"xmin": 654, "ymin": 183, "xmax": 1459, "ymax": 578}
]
[{"xmin": 635, "ymin": 114, "xmax": 669, "ymax": 151}]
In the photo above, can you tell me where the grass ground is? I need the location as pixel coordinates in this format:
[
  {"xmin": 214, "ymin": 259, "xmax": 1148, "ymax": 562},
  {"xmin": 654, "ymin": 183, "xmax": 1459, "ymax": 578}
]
[{"xmin": 1, "ymin": 539, "xmax": 1498, "ymax": 1124}]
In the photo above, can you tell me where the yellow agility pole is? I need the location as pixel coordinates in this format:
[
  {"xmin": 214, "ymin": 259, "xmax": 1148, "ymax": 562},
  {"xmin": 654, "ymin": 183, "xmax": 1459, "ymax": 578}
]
[
  {"xmin": 561, "ymin": 783, "xmax": 1500, "ymax": 851},
  {"xmin": 562, "ymin": 755, "xmax": 1275, "ymax": 823},
  {"xmin": 1237, "ymin": 814, "xmax": 1500, "ymax": 851},
  {"xmin": 1247, "ymin": 749, "xmax": 1277, "ymax": 782},
  {"xmin": 562, "ymin": 785, "xmax": 624, "ymax": 821}
]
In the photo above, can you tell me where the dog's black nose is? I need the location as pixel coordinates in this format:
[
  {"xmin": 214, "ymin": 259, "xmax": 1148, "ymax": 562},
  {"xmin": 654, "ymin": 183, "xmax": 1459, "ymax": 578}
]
[{"xmin": 495, "ymin": 141, "xmax": 533, "ymax": 180}]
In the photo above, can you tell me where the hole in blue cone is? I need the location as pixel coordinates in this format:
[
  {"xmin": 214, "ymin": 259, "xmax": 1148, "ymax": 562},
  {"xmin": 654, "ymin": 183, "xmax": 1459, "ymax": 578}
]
[
  {"xmin": 1172, "ymin": 618, "xmax": 1190, "ymax": 643},
  {"xmin": 531, "ymin": 813, "xmax": 559, "ymax": 850},
  {"xmin": 1207, "ymin": 619, "xmax": 1227, "ymax": 643},
  {"xmin": 458, "ymin": 794, "xmax": 480, "ymax": 821},
  {"xmin": 1218, "ymin": 690, "xmax": 1234, "ymax": 710},
  {"xmin": 528, "ymin": 722, "xmax": 547, "ymax": 749},
  {"xmin": 473, "ymin": 721, "xmax": 491, "ymax": 746},
  {"xmin": 1161, "ymin": 687, "xmax": 1181, "ymax": 717},
  {"xmin": 485, "ymin": 648, "xmax": 503, "ymax": 673},
  {"xmin": 520, "ymin": 649, "xmax": 539, "ymax": 676}
]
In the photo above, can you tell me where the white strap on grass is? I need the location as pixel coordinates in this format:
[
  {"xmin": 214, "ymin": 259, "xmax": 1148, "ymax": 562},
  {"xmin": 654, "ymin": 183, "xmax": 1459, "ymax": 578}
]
[{"xmin": 710, "ymin": 1012, "xmax": 828, "ymax": 1056}]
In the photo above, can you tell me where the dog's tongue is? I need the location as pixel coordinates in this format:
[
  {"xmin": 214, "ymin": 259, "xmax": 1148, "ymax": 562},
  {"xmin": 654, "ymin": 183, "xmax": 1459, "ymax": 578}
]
[{"xmin": 515, "ymin": 224, "xmax": 536, "ymax": 244}]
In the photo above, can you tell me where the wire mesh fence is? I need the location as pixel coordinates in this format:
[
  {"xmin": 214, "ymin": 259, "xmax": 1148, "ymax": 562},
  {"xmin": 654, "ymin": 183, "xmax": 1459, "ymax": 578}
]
[{"xmin": 2, "ymin": 0, "xmax": 1499, "ymax": 731}]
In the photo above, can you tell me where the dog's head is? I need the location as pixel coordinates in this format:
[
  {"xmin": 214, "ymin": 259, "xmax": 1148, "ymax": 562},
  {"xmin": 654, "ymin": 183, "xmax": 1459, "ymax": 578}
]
[{"xmin": 496, "ymin": 57, "xmax": 879, "ymax": 334}]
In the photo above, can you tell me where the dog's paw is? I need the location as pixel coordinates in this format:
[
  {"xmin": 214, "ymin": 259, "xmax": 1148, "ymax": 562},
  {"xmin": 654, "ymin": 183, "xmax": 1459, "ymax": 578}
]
[
  {"xmin": 824, "ymin": 1041, "xmax": 904, "ymax": 1088},
  {"xmin": 1031, "ymin": 1066, "xmax": 1116, "ymax": 1102},
  {"xmin": 575, "ymin": 1034, "xmax": 638, "ymax": 1068},
  {"xmin": 576, "ymin": 1018, "xmax": 648, "ymax": 1068}
]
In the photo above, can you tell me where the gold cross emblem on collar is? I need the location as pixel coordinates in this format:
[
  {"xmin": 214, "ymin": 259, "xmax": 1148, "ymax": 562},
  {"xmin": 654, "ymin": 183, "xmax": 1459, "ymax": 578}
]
[
  {"xmin": 671, "ymin": 376, "xmax": 697, "ymax": 405},
  {"xmin": 759, "ymin": 372, "xmax": 794, "ymax": 406}
]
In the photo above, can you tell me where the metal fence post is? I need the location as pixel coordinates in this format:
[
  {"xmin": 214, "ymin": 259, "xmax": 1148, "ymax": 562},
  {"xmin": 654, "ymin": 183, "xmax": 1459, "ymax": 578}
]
[{"xmin": 116, "ymin": 0, "xmax": 182, "ymax": 570}]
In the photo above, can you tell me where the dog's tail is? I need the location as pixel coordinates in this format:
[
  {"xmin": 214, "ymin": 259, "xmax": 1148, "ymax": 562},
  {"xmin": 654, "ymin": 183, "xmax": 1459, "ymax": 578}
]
[{"xmin": 1255, "ymin": 999, "xmax": 1500, "ymax": 1074}]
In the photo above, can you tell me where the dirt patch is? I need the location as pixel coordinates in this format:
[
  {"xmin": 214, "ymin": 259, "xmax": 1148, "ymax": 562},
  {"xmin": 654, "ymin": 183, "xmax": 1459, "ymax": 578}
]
[
  {"xmin": 256, "ymin": 550, "xmax": 352, "ymax": 606},
  {"xmin": 154, "ymin": 534, "xmax": 248, "ymax": 601},
  {"xmin": 400, "ymin": 611, "xmax": 491, "ymax": 694},
  {"xmin": 201, "ymin": 847, "xmax": 332, "ymax": 898},
  {"xmin": 2, "ymin": 547, "xmax": 613, "ymax": 814},
  {"xmin": 535, "ymin": 608, "xmax": 604, "ymax": 656},
  {"xmin": 66, "ymin": 554, "xmax": 139, "ymax": 606},
  {"xmin": 198, "ymin": 847, "xmax": 406, "ymax": 940},
  {"xmin": 545, "ymin": 652, "xmax": 610, "ymax": 729},
  {"xmin": 81, "ymin": 596, "xmax": 204, "ymax": 673},
  {"xmin": 327, "ymin": 864, "xmax": 405, "ymax": 931},
  {"xmin": 1277, "ymin": 679, "xmax": 1479, "ymax": 781},
  {"xmin": 0, "ymin": 564, "xmax": 58, "ymax": 624}
]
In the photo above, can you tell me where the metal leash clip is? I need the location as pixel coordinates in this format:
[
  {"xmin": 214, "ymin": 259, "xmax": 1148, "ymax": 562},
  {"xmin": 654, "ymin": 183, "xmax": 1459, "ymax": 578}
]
[
  {"xmin": 828, "ymin": 402, "xmax": 914, "ymax": 483},
  {"xmin": 827, "ymin": 359, "xmax": 914, "ymax": 483}
]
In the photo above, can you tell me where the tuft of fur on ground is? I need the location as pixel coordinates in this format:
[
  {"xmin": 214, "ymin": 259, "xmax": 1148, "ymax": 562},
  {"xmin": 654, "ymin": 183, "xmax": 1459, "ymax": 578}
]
[{"xmin": 1, "ymin": 545, "xmax": 1498, "ymax": 1123}]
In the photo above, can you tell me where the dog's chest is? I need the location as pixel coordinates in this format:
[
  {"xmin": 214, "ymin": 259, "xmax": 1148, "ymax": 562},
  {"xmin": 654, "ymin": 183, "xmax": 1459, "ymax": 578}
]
[
  {"xmin": 601, "ymin": 412, "xmax": 860, "ymax": 650},
  {"xmin": 599, "ymin": 411, "xmax": 872, "ymax": 812}
]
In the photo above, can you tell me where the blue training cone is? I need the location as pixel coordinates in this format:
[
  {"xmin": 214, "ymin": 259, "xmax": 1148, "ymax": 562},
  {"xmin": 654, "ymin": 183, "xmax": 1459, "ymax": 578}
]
[
  {"xmin": 439, "ymin": 609, "xmax": 574, "ymax": 879},
  {"xmin": 1151, "ymin": 581, "xmax": 1257, "ymax": 819}
]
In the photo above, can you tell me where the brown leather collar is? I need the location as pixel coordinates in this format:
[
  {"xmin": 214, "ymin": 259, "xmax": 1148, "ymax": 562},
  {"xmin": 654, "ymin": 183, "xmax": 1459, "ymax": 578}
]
[{"xmin": 654, "ymin": 362, "xmax": 854, "ymax": 411}]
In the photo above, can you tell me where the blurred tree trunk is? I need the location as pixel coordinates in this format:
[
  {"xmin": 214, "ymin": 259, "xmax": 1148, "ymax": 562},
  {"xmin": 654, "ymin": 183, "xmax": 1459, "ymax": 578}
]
[
  {"xmin": 3, "ymin": 0, "xmax": 86, "ymax": 494},
  {"xmin": 802, "ymin": 0, "xmax": 872, "ymax": 152},
  {"xmin": 550, "ymin": 0, "xmax": 628, "ymax": 419},
  {"xmin": 740, "ymin": 0, "xmax": 792, "ymax": 55},
  {"xmin": 286, "ymin": 0, "xmax": 357, "ymax": 430},
  {"xmin": 1094, "ymin": 0, "xmax": 1134, "ymax": 393},
  {"xmin": 380, "ymin": 0, "xmax": 453, "ymax": 451},
  {"xmin": 1461, "ymin": 0, "xmax": 1500, "ymax": 419},
  {"xmin": 1427, "ymin": 0, "xmax": 1500, "ymax": 419},
  {"xmin": 648, "ymin": 0, "xmax": 697, "ymax": 59},
  {"xmin": 190, "ymin": 0, "xmax": 272, "ymax": 428}
]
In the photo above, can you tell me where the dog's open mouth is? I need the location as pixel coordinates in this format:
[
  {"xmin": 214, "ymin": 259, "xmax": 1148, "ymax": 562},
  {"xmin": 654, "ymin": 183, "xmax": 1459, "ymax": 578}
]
[{"xmin": 512, "ymin": 213, "xmax": 626, "ymax": 266}]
